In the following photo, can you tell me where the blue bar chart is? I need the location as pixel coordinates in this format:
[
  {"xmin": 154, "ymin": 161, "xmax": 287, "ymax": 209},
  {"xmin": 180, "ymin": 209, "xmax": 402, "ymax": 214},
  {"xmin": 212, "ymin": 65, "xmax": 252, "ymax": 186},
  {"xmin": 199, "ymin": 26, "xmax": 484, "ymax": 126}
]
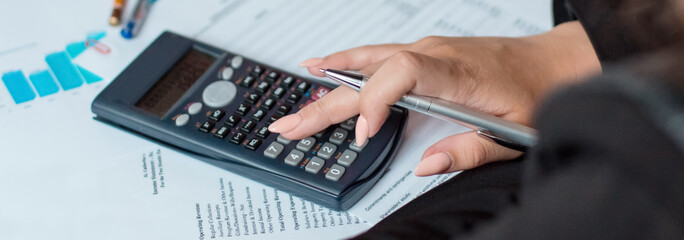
[
  {"xmin": 29, "ymin": 70, "xmax": 60, "ymax": 97},
  {"xmin": 1, "ymin": 31, "xmax": 105, "ymax": 104},
  {"xmin": 2, "ymin": 71, "xmax": 36, "ymax": 104},
  {"xmin": 45, "ymin": 51, "xmax": 85, "ymax": 91}
]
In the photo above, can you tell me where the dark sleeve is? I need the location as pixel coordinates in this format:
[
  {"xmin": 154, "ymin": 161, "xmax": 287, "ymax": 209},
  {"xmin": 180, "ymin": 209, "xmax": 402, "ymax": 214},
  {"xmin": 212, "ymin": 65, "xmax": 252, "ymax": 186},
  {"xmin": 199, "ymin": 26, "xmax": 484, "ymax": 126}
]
[
  {"xmin": 464, "ymin": 65, "xmax": 684, "ymax": 239},
  {"xmin": 554, "ymin": 0, "xmax": 683, "ymax": 64},
  {"xmin": 552, "ymin": 0, "xmax": 577, "ymax": 25}
]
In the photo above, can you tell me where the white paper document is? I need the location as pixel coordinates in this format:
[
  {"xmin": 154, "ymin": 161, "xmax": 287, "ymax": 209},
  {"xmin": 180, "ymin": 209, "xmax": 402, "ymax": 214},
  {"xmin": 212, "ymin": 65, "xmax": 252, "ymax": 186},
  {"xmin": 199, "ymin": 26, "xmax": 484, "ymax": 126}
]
[
  {"xmin": 0, "ymin": 0, "xmax": 550, "ymax": 239},
  {"xmin": 2, "ymin": 146, "xmax": 366, "ymax": 239}
]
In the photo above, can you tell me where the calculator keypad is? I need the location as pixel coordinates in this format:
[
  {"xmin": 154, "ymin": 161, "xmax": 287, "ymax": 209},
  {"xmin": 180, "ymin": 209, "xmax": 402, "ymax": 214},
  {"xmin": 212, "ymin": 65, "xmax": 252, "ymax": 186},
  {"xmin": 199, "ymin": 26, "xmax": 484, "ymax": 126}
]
[
  {"xmin": 236, "ymin": 103, "xmax": 250, "ymax": 115},
  {"xmin": 318, "ymin": 142, "xmax": 337, "ymax": 159},
  {"xmin": 305, "ymin": 157, "xmax": 325, "ymax": 173},
  {"xmin": 241, "ymin": 76, "xmax": 256, "ymax": 88},
  {"xmin": 277, "ymin": 135, "xmax": 292, "ymax": 144},
  {"xmin": 245, "ymin": 138, "xmax": 262, "ymax": 150},
  {"xmin": 326, "ymin": 164, "xmax": 346, "ymax": 181},
  {"xmin": 230, "ymin": 132, "xmax": 246, "ymax": 144},
  {"xmin": 208, "ymin": 109, "xmax": 225, "ymax": 121},
  {"xmin": 296, "ymin": 137, "xmax": 316, "ymax": 152},
  {"xmin": 338, "ymin": 149, "xmax": 357, "ymax": 167},
  {"xmin": 350, "ymin": 139, "xmax": 368, "ymax": 151},
  {"xmin": 329, "ymin": 128, "xmax": 348, "ymax": 145},
  {"xmin": 284, "ymin": 149, "xmax": 304, "ymax": 166},
  {"xmin": 264, "ymin": 142, "xmax": 284, "ymax": 159},
  {"xmin": 225, "ymin": 114, "xmax": 240, "ymax": 127},
  {"xmin": 214, "ymin": 126, "xmax": 230, "ymax": 139},
  {"xmin": 178, "ymin": 56, "xmax": 378, "ymax": 183},
  {"xmin": 199, "ymin": 121, "xmax": 215, "ymax": 133}
]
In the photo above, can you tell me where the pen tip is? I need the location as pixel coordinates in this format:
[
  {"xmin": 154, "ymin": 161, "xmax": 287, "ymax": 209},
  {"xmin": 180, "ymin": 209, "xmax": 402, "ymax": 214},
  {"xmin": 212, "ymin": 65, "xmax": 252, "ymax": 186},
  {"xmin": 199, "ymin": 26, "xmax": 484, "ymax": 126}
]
[{"xmin": 317, "ymin": 68, "xmax": 326, "ymax": 73}]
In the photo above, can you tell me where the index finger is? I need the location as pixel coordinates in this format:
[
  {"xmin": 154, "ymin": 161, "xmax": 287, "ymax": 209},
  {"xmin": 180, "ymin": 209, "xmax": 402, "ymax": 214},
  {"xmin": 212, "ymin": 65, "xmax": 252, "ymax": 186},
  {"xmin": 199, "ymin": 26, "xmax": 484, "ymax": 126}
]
[
  {"xmin": 268, "ymin": 86, "xmax": 360, "ymax": 139},
  {"xmin": 302, "ymin": 43, "xmax": 407, "ymax": 77}
]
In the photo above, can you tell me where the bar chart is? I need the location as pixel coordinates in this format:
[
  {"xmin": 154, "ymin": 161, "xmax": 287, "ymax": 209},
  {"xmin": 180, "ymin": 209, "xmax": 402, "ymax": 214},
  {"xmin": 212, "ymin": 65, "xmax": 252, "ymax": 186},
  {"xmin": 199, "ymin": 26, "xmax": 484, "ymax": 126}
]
[{"xmin": 1, "ymin": 31, "xmax": 106, "ymax": 104}]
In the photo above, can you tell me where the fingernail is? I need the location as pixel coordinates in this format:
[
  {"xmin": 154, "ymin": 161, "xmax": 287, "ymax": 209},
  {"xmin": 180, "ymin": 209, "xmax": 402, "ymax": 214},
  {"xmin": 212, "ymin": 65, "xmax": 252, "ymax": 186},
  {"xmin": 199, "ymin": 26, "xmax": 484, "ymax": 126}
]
[
  {"xmin": 299, "ymin": 58, "xmax": 323, "ymax": 67},
  {"xmin": 414, "ymin": 152, "xmax": 453, "ymax": 177},
  {"xmin": 268, "ymin": 114, "xmax": 302, "ymax": 133},
  {"xmin": 355, "ymin": 115, "xmax": 369, "ymax": 146}
]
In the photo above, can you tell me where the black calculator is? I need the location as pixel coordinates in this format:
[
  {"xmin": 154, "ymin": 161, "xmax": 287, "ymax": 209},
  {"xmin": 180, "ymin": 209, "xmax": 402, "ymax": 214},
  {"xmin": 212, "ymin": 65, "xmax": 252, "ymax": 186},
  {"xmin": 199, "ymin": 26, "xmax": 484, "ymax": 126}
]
[{"xmin": 92, "ymin": 32, "xmax": 407, "ymax": 210}]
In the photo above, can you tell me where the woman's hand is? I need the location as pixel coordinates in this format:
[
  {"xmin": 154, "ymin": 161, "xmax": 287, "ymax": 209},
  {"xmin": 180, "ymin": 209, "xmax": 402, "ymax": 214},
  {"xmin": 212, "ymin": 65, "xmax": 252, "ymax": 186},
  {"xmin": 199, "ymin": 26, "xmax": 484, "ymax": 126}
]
[{"xmin": 269, "ymin": 21, "xmax": 600, "ymax": 176}]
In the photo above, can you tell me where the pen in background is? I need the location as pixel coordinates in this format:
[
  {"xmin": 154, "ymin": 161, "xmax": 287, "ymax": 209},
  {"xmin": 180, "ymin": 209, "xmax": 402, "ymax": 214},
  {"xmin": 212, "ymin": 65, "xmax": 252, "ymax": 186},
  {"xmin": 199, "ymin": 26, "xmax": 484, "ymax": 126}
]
[
  {"xmin": 109, "ymin": 0, "xmax": 126, "ymax": 26},
  {"xmin": 121, "ymin": 0, "xmax": 155, "ymax": 39}
]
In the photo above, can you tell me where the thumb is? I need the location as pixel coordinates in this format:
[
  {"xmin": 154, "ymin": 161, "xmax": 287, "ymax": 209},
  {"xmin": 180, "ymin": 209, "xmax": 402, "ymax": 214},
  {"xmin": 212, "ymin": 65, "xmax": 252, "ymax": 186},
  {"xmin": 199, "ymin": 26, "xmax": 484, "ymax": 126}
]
[{"xmin": 414, "ymin": 131, "xmax": 523, "ymax": 176}]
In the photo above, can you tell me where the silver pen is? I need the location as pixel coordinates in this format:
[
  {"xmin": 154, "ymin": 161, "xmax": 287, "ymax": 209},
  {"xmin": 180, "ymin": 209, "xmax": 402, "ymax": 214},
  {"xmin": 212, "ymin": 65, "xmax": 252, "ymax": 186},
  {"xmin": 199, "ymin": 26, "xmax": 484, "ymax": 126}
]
[{"xmin": 318, "ymin": 68, "xmax": 537, "ymax": 151}]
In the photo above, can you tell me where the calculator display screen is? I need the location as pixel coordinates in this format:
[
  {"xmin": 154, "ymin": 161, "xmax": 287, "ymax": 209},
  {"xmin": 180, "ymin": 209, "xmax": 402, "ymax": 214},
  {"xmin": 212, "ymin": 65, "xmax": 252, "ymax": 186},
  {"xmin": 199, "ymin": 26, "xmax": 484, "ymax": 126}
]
[{"xmin": 136, "ymin": 49, "xmax": 215, "ymax": 117}]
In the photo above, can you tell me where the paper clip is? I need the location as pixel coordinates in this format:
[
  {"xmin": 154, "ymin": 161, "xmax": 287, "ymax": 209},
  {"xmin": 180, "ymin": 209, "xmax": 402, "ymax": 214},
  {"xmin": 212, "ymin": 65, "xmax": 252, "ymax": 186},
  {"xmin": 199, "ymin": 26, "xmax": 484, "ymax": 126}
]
[{"xmin": 85, "ymin": 39, "xmax": 111, "ymax": 55}]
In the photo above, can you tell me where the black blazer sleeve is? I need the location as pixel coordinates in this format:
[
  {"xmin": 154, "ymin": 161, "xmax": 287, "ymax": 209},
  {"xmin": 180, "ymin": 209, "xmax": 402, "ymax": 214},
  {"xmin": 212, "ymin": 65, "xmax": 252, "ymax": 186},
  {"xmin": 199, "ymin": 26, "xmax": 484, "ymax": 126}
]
[{"xmin": 553, "ymin": 0, "xmax": 683, "ymax": 64}]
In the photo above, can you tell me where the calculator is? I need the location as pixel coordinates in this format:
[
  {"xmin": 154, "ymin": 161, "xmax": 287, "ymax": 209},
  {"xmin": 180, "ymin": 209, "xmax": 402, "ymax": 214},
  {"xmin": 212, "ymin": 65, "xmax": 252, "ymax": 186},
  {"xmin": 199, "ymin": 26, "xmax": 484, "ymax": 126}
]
[{"xmin": 92, "ymin": 32, "xmax": 407, "ymax": 210}]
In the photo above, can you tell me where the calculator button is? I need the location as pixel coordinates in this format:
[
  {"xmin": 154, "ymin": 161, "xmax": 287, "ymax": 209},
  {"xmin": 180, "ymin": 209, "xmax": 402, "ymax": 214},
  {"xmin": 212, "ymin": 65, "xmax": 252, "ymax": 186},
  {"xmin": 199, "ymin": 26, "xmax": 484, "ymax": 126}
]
[
  {"xmin": 284, "ymin": 149, "xmax": 304, "ymax": 166},
  {"xmin": 281, "ymin": 76, "xmax": 295, "ymax": 87},
  {"xmin": 338, "ymin": 149, "xmax": 357, "ymax": 167},
  {"xmin": 236, "ymin": 103, "xmax": 251, "ymax": 115},
  {"xmin": 312, "ymin": 87, "xmax": 330, "ymax": 100},
  {"xmin": 272, "ymin": 87, "xmax": 286, "ymax": 99},
  {"xmin": 175, "ymin": 114, "xmax": 190, "ymax": 126},
  {"xmin": 325, "ymin": 164, "xmax": 346, "ymax": 181},
  {"xmin": 231, "ymin": 56, "xmax": 244, "ymax": 69},
  {"xmin": 241, "ymin": 76, "xmax": 256, "ymax": 88},
  {"xmin": 277, "ymin": 135, "xmax": 292, "ymax": 144},
  {"xmin": 263, "ymin": 142, "xmax": 284, "ymax": 159},
  {"xmin": 240, "ymin": 120, "xmax": 257, "ymax": 132},
  {"xmin": 250, "ymin": 65, "xmax": 265, "ymax": 77},
  {"xmin": 246, "ymin": 93, "xmax": 261, "ymax": 104},
  {"xmin": 329, "ymin": 128, "xmax": 348, "ymax": 145},
  {"xmin": 251, "ymin": 109, "xmax": 266, "ymax": 121},
  {"xmin": 286, "ymin": 92, "xmax": 301, "ymax": 104},
  {"xmin": 214, "ymin": 126, "xmax": 230, "ymax": 139},
  {"xmin": 340, "ymin": 117, "xmax": 357, "ymax": 130},
  {"xmin": 276, "ymin": 105, "xmax": 291, "ymax": 115},
  {"xmin": 208, "ymin": 109, "xmax": 225, "ymax": 121},
  {"xmin": 225, "ymin": 114, "xmax": 241, "ymax": 127},
  {"xmin": 221, "ymin": 67, "xmax": 234, "ymax": 80},
  {"xmin": 188, "ymin": 102, "xmax": 203, "ymax": 115},
  {"xmin": 261, "ymin": 98, "xmax": 276, "ymax": 110},
  {"xmin": 318, "ymin": 142, "xmax": 337, "ymax": 159},
  {"xmin": 202, "ymin": 81, "xmax": 237, "ymax": 108},
  {"xmin": 305, "ymin": 157, "xmax": 325, "ymax": 174},
  {"xmin": 350, "ymin": 139, "xmax": 368, "ymax": 151},
  {"xmin": 256, "ymin": 126, "xmax": 270, "ymax": 138},
  {"xmin": 199, "ymin": 121, "xmax": 215, "ymax": 133},
  {"xmin": 267, "ymin": 71, "xmax": 280, "ymax": 81},
  {"xmin": 245, "ymin": 138, "xmax": 262, "ymax": 151},
  {"xmin": 314, "ymin": 130, "xmax": 324, "ymax": 138},
  {"xmin": 268, "ymin": 114, "xmax": 283, "ymax": 123},
  {"xmin": 256, "ymin": 81, "xmax": 271, "ymax": 93},
  {"xmin": 296, "ymin": 81, "xmax": 311, "ymax": 93},
  {"xmin": 296, "ymin": 137, "xmax": 316, "ymax": 152},
  {"xmin": 230, "ymin": 132, "xmax": 246, "ymax": 144}
]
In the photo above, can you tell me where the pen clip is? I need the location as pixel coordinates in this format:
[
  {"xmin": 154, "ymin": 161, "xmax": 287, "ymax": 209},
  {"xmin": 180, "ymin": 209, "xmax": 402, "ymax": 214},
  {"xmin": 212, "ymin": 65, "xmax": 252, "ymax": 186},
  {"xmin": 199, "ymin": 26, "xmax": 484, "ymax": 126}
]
[{"xmin": 476, "ymin": 129, "xmax": 529, "ymax": 152}]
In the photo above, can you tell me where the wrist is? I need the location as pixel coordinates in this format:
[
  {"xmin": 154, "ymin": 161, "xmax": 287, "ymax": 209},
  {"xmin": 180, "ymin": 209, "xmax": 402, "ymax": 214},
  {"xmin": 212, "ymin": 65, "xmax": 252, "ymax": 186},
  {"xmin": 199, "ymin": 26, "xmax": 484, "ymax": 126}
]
[{"xmin": 516, "ymin": 21, "xmax": 601, "ymax": 100}]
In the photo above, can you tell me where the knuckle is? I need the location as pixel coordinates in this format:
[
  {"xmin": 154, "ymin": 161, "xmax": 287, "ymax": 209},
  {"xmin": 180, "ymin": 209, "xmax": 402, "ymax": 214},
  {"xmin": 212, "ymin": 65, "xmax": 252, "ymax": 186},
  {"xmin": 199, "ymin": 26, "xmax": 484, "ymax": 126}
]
[
  {"xmin": 389, "ymin": 51, "xmax": 423, "ymax": 71},
  {"xmin": 414, "ymin": 35, "xmax": 445, "ymax": 49},
  {"xmin": 468, "ymin": 138, "xmax": 492, "ymax": 168},
  {"xmin": 357, "ymin": 44, "xmax": 376, "ymax": 51},
  {"xmin": 304, "ymin": 101, "xmax": 333, "ymax": 125}
]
